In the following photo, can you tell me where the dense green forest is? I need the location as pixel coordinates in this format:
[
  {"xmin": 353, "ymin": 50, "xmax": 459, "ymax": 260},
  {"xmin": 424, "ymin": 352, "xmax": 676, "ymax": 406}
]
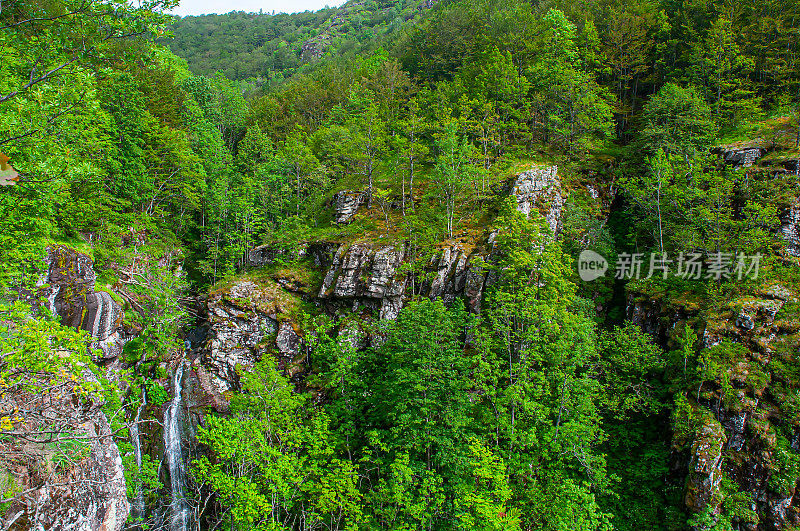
[
  {"xmin": 1, "ymin": 0, "xmax": 800, "ymax": 530},
  {"xmin": 165, "ymin": 0, "xmax": 437, "ymax": 82}
]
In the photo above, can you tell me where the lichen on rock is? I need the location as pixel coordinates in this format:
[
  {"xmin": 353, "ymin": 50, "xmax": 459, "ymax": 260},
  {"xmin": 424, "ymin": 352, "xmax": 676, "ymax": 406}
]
[
  {"xmin": 509, "ymin": 165, "xmax": 564, "ymax": 236},
  {"xmin": 685, "ymin": 415, "xmax": 728, "ymax": 512}
]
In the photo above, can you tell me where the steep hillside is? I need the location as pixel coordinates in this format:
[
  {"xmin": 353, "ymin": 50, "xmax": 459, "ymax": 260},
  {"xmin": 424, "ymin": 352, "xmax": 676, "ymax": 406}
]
[
  {"xmin": 2, "ymin": 0, "xmax": 800, "ymax": 529},
  {"xmin": 166, "ymin": 0, "xmax": 440, "ymax": 81}
]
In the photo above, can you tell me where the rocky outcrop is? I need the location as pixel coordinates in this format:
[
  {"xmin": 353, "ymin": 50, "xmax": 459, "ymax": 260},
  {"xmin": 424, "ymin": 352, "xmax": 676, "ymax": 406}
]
[
  {"xmin": 714, "ymin": 142, "xmax": 767, "ymax": 168},
  {"xmin": 249, "ymin": 243, "xmax": 309, "ymax": 266},
  {"xmin": 685, "ymin": 416, "xmax": 727, "ymax": 512},
  {"xmin": 202, "ymin": 163, "xmax": 565, "ymax": 391},
  {"xmin": 318, "ymin": 243, "xmax": 407, "ymax": 319},
  {"xmin": 424, "ymin": 245, "xmax": 486, "ymax": 313},
  {"xmin": 629, "ymin": 283, "xmax": 800, "ymax": 529},
  {"xmin": 627, "ymin": 294, "xmax": 694, "ymax": 347},
  {"xmin": 724, "ymin": 147, "xmax": 766, "ymax": 167},
  {"xmin": 38, "ymin": 245, "xmax": 127, "ymax": 359},
  {"xmin": 301, "ymin": 39, "xmax": 325, "ymax": 62},
  {"xmin": 276, "ymin": 321, "xmax": 305, "ymax": 375},
  {"xmin": 780, "ymin": 199, "xmax": 800, "ymax": 257},
  {"xmin": 204, "ymin": 281, "xmax": 279, "ymax": 392},
  {"xmin": 25, "ymin": 412, "xmax": 129, "ymax": 531},
  {"xmin": 203, "ymin": 278, "xmax": 310, "ymax": 392},
  {"xmin": 332, "ymin": 190, "xmax": 367, "ymax": 224},
  {"xmin": 1, "ymin": 375, "xmax": 129, "ymax": 531},
  {"xmin": 509, "ymin": 165, "xmax": 563, "ymax": 235},
  {"xmin": 316, "ymin": 242, "xmax": 490, "ymax": 319}
]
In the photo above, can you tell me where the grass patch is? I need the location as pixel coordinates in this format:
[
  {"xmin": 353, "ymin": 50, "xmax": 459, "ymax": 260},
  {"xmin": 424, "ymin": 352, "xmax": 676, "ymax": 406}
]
[{"xmin": 44, "ymin": 236, "xmax": 94, "ymax": 258}]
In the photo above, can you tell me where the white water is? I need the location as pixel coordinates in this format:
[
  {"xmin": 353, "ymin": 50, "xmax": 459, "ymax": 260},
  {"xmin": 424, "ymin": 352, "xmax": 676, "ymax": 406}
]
[
  {"xmin": 92, "ymin": 291, "xmax": 114, "ymax": 340},
  {"xmin": 130, "ymin": 388, "xmax": 147, "ymax": 520},
  {"xmin": 163, "ymin": 362, "xmax": 190, "ymax": 531}
]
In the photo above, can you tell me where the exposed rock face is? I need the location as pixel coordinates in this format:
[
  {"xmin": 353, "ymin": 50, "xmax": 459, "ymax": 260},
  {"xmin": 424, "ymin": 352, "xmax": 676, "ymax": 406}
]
[
  {"xmin": 301, "ymin": 39, "xmax": 324, "ymax": 61},
  {"xmin": 420, "ymin": 245, "xmax": 487, "ymax": 313},
  {"xmin": 629, "ymin": 284, "xmax": 800, "ymax": 529},
  {"xmin": 275, "ymin": 321, "xmax": 307, "ymax": 378},
  {"xmin": 204, "ymin": 163, "xmax": 565, "ymax": 390},
  {"xmin": 424, "ymin": 245, "xmax": 483, "ymax": 311},
  {"xmin": 332, "ymin": 190, "xmax": 367, "ymax": 224},
  {"xmin": 318, "ymin": 243, "xmax": 407, "ymax": 319},
  {"xmin": 3, "ymin": 247, "xmax": 132, "ymax": 530},
  {"xmin": 1, "ymin": 379, "xmax": 129, "ymax": 531},
  {"xmin": 780, "ymin": 199, "xmax": 800, "ymax": 257},
  {"xmin": 205, "ymin": 281, "xmax": 279, "ymax": 392},
  {"xmin": 725, "ymin": 148, "xmax": 766, "ymax": 167},
  {"xmin": 39, "ymin": 245, "xmax": 127, "ymax": 359},
  {"xmin": 714, "ymin": 143, "xmax": 767, "ymax": 168},
  {"xmin": 316, "ymin": 242, "xmax": 490, "ymax": 320},
  {"xmin": 27, "ymin": 413, "xmax": 129, "ymax": 531},
  {"xmin": 201, "ymin": 276, "xmax": 313, "ymax": 391},
  {"xmin": 627, "ymin": 294, "xmax": 692, "ymax": 347},
  {"xmin": 308, "ymin": 165, "xmax": 567, "ymax": 321},
  {"xmin": 685, "ymin": 417, "xmax": 727, "ymax": 512},
  {"xmin": 509, "ymin": 165, "xmax": 563, "ymax": 235},
  {"xmin": 249, "ymin": 243, "xmax": 308, "ymax": 266}
]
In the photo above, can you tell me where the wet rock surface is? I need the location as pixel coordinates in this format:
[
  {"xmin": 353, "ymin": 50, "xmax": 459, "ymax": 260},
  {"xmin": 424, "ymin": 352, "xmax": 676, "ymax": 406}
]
[
  {"xmin": 685, "ymin": 417, "xmax": 727, "ymax": 512},
  {"xmin": 780, "ymin": 198, "xmax": 800, "ymax": 258},
  {"xmin": 1, "ymin": 382, "xmax": 129, "ymax": 531},
  {"xmin": 38, "ymin": 246, "xmax": 127, "ymax": 359}
]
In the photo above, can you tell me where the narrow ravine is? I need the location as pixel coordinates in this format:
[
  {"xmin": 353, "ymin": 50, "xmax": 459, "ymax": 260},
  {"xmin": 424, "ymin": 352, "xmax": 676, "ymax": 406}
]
[
  {"xmin": 130, "ymin": 388, "xmax": 147, "ymax": 522},
  {"xmin": 163, "ymin": 361, "xmax": 190, "ymax": 531}
]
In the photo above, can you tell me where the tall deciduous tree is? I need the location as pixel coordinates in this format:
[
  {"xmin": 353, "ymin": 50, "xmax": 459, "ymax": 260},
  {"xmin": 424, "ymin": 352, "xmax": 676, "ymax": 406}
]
[
  {"xmin": 434, "ymin": 123, "xmax": 476, "ymax": 238},
  {"xmin": 635, "ymin": 83, "xmax": 717, "ymax": 160},
  {"xmin": 479, "ymin": 205, "xmax": 611, "ymax": 531},
  {"xmin": 527, "ymin": 9, "xmax": 614, "ymax": 153}
]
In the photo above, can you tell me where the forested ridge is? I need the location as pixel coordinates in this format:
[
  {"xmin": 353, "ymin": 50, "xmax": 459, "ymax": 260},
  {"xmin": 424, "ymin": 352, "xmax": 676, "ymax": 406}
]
[
  {"xmin": 164, "ymin": 0, "xmax": 439, "ymax": 82},
  {"xmin": 1, "ymin": 0, "xmax": 800, "ymax": 530}
]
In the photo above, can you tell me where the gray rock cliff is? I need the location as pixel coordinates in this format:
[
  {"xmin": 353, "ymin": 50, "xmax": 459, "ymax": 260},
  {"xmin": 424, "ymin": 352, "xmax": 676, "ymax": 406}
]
[{"xmin": 37, "ymin": 246, "xmax": 128, "ymax": 359}]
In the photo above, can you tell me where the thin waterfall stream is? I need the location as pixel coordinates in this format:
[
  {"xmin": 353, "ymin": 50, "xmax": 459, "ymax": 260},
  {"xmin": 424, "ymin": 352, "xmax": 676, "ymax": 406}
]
[
  {"xmin": 164, "ymin": 360, "xmax": 190, "ymax": 531},
  {"xmin": 130, "ymin": 387, "xmax": 147, "ymax": 521}
]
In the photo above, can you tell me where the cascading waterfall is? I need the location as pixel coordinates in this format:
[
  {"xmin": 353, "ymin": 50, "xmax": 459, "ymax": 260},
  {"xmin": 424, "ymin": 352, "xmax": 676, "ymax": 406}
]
[
  {"xmin": 130, "ymin": 388, "xmax": 147, "ymax": 521},
  {"xmin": 163, "ymin": 360, "xmax": 190, "ymax": 531}
]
